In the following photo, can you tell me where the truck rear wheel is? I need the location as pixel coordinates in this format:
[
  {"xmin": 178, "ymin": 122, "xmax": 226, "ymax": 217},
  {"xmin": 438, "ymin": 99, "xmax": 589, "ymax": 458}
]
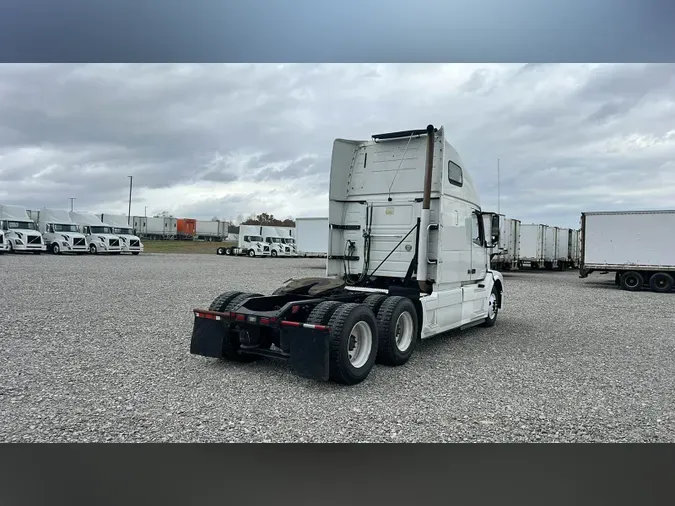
[
  {"xmin": 306, "ymin": 301, "xmax": 343, "ymax": 326},
  {"xmin": 620, "ymin": 271, "xmax": 643, "ymax": 291},
  {"xmin": 225, "ymin": 248, "xmax": 232, "ymax": 255},
  {"xmin": 326, "ymin": 303, "xmax": 378, "ymax": 385},
  {"xmin": 375, "ymin": 296, "xmax": 418, "ymax": 366},
  {"xmin": 209, "ymin": 292, "xmax": 262, "ymax": 362},
  {"xmin": 362, "ymin": 294, "xmax": 388, "ymax": 315},
  {"xmin": 216, "ymin": 247, "xmax": 225, "ymax": 255},
  {"xmin": 649, "ymin": 272, "xmax": 674, "ymax": 293}
]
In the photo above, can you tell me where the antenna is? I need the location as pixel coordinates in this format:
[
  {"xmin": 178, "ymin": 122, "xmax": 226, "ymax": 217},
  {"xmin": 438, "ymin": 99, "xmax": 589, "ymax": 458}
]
[{"xmin": 497, "ymin": 158, "xmax": 501, "ymax": 215}]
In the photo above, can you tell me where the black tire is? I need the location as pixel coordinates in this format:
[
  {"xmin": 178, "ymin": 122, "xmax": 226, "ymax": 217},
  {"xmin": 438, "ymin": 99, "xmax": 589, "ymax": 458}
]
[
  {"xmin": 649, "ymin": 272, "xmax": 674, "ymax": 293},
  {"xmin": 271, "ymin": 250, "xmax": 278, "ymax": 258},
  {"xmin": 216, "ymin": 247, "xmax": 225, "ymax": 255},
  {"xmin": 209, "ymin": 291, "xmax": 262, "ymax": 362},
  {"xmin": 51, "ymin": 243, "xmax": 60, "ymax": 254},
  {"xmin": 306, "ymin": 301, "xmax": 343, "ymax": 326},
  {"xmin": 362, "ymin": 294, "xmax": 388, "ymax": 315},
  {"xmin": 248, "ymin": 249, "xmax": 256, "ymax": 258},
  {"xmin": 326, "ymin": 303, "xmax": 378, "ymax": 385},
  {"xmin": 481, "ymin": 286, "xmax": 500, "ymax": 327},
  {"xmin": 89, "ymin": 244, "xmax": 97, "ymax": 254},
  {"xmin": 8, "ymin": 242, "xmax": 14, "ymax": 253},
  {"xmin": 375, "ymin": 296, "xmax": 418, "ymax": 366},
  {"xmin": 620, "ymin": 271, "xmax": 643, "ymax": 292},
  {"xmin": 225, "ymin": 248, "xmax": 232, "ymax": 256}
]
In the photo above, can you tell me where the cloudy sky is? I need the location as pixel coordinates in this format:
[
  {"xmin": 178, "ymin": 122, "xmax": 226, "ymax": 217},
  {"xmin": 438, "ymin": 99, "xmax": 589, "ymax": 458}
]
[{"xmin": 0, "ymin": 63, "xmax": 673, "ymax": 228}]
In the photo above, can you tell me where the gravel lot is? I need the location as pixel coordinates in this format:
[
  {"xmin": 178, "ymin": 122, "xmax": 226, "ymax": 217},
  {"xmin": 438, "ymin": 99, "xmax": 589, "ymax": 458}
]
[{"xmin": 1, "ymin": 252, "xmax": 674, "ymax": 442}]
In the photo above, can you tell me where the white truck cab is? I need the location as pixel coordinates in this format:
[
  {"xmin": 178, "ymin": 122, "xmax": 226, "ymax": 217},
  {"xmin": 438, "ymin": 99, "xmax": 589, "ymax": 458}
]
[
  {"xmin": 275, "ymin": 226, "xmax": 298, "ymax": 256},
  {"xmin": 261, "ymin": 226, "xmax": 293, "ymax": 257},
  {"xmin": 69, "ymin": 212, "xmax": 122, "ymax": 254},
  {"xmin": 0, "ymin": 205, "xmax": 46, "ymax": 254},
  {"xmin": 220, "ymin": 224, "xmax": 271, "ymax": 257},
  {"xmin": 34, "ymin": 208, "xmax": 88, "ymax": 254},
  {"xmin": 101, "ymin": 214, "xmax": 144, "ymax": 255}
]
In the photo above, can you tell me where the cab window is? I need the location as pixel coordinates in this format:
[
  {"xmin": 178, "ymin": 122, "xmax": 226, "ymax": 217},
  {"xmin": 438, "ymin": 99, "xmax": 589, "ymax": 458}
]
[{"xmin": 448, "ymin": 160, "xmax": 463, "ymax": 187}]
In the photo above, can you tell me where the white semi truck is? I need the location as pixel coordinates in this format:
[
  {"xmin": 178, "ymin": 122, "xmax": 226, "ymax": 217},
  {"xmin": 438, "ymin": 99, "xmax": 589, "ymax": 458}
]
[
  {"xmin": 579, "ymin": 210, "xmax": 675, "ymax": 292},
  {"xmin": 0, "ymin": 205, "xmax": 46, "ymax": 254},
  {"xmin": 261, "ymin": 226, "xmax": 294, "ymax": 257},
  {"xmin": 191, "ymin": 125, "xmax": 504, "ymax": 385},
  {"xmin": 275, "ymin": 226, "xmax": 297, "ymax": 256},
  {"xmin": 69, "ymin": 212, "xmax": 122, "ymax": 254},
  {"xmin": 33, "ymin": 208, "xmax": 88, "ymax": 254},
  {"xmin": 100, "ymin": 214, "xmax": 144, "ymax": 255},
  {"xmin": 217, "ymin": 224, "xmax": 270, "ymax": 257},
  {"xmin": 296, "ymin": 217, "xmax": 329, "ymax": 257}
]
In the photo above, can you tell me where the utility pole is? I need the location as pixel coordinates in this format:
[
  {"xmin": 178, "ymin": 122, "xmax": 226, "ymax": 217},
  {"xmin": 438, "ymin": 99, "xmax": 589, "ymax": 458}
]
[
  {"xmin": 127, "ymin": 176, "xmax": 133, "ymax": 225},
  {"xmin": 144, "ymin": 206, "xmax": 147, "ymax": 218},
  {"xmin": 497, "ymin": 158, "xmax": 501, "ymax": 215},
  {"xmin": 69, "ymin": 198, "xmax": 75, "ymax": 212}
]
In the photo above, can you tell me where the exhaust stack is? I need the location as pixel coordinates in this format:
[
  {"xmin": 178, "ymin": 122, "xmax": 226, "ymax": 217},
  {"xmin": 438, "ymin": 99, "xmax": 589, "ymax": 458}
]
[{"xmin": 417, "ymin": 124, "xmax": 436, "ymax": 293}]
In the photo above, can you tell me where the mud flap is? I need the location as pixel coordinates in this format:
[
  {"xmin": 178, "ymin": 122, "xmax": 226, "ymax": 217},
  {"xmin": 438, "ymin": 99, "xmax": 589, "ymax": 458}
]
[
  {"xmin": 287, "ymin": 327, "xmax": 330, "ymax": 381},
  {"xmin": 190, "ymin": 317, "xmax": 227, "ymax": 358}
]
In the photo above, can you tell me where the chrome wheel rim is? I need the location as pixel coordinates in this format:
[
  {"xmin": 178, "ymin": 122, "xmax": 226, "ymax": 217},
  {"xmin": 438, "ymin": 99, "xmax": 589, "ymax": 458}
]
[
  {"xmin": 347, "ymin": 321, "xmax": 373, "ymax": 369},
  {"xmin": 488, "ymin": 292, "xmax": 497, "ymax": 319},
  {"xmin": 394, "ymin": 311, "xmax": 414, "ymax": 352}
]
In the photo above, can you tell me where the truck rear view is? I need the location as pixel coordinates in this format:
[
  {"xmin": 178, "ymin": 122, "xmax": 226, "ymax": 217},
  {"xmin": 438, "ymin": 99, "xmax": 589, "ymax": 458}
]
[
  {"xmin": 190, "ymin": 125, "xmax": 504, "ymax": 385},
  {"xmin": 579, "ymin": 210, "xmax": 675, "ymax": 292}
]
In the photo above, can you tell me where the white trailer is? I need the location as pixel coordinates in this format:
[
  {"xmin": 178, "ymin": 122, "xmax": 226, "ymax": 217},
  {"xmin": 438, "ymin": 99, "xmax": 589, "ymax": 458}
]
[
  {"xmin": 579, "ymin": 210, "xmax": 675, "ymax": 292},
  {"xmin": 518, "ymin": 224, "xmax": 545, "ymax": 269},
  {"xmin": 101, "ymin": 214, "xmax": 144, "ymax": 254},
  {"xmin": 33, "ymin": 208, "xmax": 88, "ymax": 254},
  {"xmin": 217, "ymin": 224, "xmax": 270, "ymax": 257},
  {"xmin": 218, "ymin": 221, "xmax": 230, "ymax": 240},
  {"xmin": 570, "ymin": 229, "xmax": 580, "ymax": 267},
  {"xmin": 190, "ymin": 125, "xmax": 504, "ymax": 385},
  {"xmin": 0, "ymin": 205, "xmax": 46, "ymax": 254},
  {"xmin": 196, "ymin": 220, "xmax": 221, "ymax": 241},
  {"xmin": 132, "ymin": 216, "xmax": 147, "ymax": 236},
  {"xmin": 296, "ymin": 217, "xmax": 329, "ymax": 257},
  {"xmin": 556, "ymin": 227, "xmax": 571, "ymax": 269},
  {"xmin": 69, "ymin": 212, "xmax": 122, "ymax": 254},
  {"xmin": 543, "ymin": 225, "xmax": 559, "ymax": 269}
]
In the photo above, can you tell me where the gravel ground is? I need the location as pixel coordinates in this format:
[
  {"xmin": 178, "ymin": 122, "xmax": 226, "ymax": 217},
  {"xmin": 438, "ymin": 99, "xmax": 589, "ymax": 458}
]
[{"xmin": 1, "ymin": 252, "xmax": 674, "ymax": 442}]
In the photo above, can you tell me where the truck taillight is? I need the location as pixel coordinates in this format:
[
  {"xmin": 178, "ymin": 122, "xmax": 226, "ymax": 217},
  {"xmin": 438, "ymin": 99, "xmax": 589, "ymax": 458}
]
[
  {"xmin": 259, "ymin": 317, "xmax": 270, "ymax": 325},
  {"xmin": 235, "ymin": 314, "xmax": 245, "ymax": 322}
]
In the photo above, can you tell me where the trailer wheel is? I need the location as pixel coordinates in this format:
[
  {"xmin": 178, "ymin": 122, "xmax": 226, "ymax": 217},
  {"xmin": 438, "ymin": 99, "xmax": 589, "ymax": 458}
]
[
  {"xmin": 620, "ymin": 271, "xmax": 643, "ymax": 292},
  {"xmin": 216, "ymin": 247, "xmax": 225, "ymax": 255},
  {"xmin": 248, "ymin": 250, "xmax": 256, "ymax": 258},
  {"xmin": 326, "ymin": 303, "xmax": 378, "ymax": 385},
  {"xmin": 480, "ymin": 286, "xmax": 500, "ymax": 328},
  {"xmin": 209, "ymin": 292, "xmax": 262, "ymax": 362},
  {"xmin": 362, "ymin": 294, "xmax": 388, "ymax": 315},
  {"xmin": 306, "ymin": 301, "xmax": 343, "ymax": 326},
  {"xmin": 649, "ymin": 272, "xmax": 674, "ymax": 293},
  {"xmin": 375, "ymin": 296, "xmax": 418, "ymax": 366}
]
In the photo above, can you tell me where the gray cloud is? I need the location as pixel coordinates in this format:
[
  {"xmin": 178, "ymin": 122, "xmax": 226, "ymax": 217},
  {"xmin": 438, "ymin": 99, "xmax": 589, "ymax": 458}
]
[{"xmin": 0, "ymin": 63, "xmax": 674, "ymax": 226}]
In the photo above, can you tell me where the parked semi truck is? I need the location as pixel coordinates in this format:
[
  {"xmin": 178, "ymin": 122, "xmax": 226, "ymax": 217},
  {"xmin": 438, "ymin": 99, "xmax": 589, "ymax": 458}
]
[
  {"xmin": 218, "ymin": 224, "xmax": 270, "ymax": 257},
  {"xmin": 69, "ymin": 212, "xmax": 122, "ymax": 254},
  {"xmin": 296, "ymin": 217, "xmax": 329, "ymax": 257},
  {"xmin": 262, "ymin": 226, "xmax": 294, "ymax": 257},
  {"xmin": 0, "ymin": 205, "xmax": 46, "ymax": 254},
  {"xmin": 191, "ymin": 125, "xmax": 504, "ymax": 385},
  {"xmin": 101, "ymin": 214, "xmax": 144, "ymax": 255},
  {"xmin": 579, "ymin": 210, "xmax": 675, "ymax": 292},
  {"xmin": 33, "ymin": 208, "xmax": 88, "ymax": 254},
  {"xmin": 276, "ymin": 227, "xmax": 297, "ymax": 256}
]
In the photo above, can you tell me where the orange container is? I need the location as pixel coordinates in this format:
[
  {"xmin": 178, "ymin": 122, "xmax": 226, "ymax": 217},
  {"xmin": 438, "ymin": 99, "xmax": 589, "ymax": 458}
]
[{"xmin": 177, "ymin": 218, "xmax": 197, "ymax": 236}]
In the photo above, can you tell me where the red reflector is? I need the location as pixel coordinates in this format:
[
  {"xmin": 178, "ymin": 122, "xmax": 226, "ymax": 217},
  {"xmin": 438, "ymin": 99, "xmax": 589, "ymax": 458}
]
[
  {"xmin": 259, "ymin": 317, "xmax": 270, "ymax": 325},
  {"xmin": 281, "ymin": 320, "xmax": 301, "ymax": 327},
  {"xmin": 235, "ymin": 314, "xmax": 245, "ymax": 321}
]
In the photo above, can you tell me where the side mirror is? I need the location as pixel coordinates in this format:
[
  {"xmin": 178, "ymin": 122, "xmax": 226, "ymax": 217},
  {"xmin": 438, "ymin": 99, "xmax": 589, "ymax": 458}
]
[{"xmin": 490, "ymin": 214, "xmax": 500, "ymax": 246}]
